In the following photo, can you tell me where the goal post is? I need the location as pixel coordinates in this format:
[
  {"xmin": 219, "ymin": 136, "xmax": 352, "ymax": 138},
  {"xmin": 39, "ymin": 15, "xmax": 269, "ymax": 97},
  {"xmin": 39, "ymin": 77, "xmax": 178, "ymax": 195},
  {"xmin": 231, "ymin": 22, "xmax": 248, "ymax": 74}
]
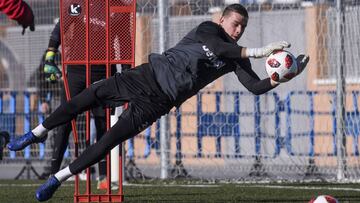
[{"xmin": 128, "ymin": 0, "xmax": 360, "ymax": 182}]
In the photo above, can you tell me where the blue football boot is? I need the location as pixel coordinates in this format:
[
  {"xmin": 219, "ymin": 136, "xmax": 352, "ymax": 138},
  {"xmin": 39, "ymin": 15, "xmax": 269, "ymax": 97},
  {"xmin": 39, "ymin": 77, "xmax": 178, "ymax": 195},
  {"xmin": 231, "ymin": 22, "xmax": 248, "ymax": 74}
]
[
  {"xmin": 7, "ymin": 131, "xmax": 46, "ymax": 151},
  {"xmin": 36, "ymin": 176, "xmax": 61, "ymax": 202}
]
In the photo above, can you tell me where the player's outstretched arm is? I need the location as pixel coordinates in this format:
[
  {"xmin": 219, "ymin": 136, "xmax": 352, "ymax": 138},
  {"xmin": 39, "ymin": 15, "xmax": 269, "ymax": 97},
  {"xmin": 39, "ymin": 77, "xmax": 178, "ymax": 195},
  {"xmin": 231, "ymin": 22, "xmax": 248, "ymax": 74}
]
[
  {"xmin": 18, "ymin": 1, "xmax": 35, "ymax": 35},
  {"xmin": 235, "ymin": 59, "xmax": 277, "ymax": 95},
  {"xmin": 0, "ymin": 0, "xmax": 35, "ymax": 34},
  {"xmin": 241, "ymin": 41, "xmax": 291, "ymax": 58}
]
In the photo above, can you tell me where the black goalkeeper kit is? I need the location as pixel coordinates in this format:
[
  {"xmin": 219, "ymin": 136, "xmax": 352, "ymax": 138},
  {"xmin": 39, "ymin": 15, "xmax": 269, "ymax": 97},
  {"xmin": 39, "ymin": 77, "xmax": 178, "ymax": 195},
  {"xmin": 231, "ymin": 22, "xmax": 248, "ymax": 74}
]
[{"xmin": 42, "ymin": 21, "xmax": 274, "ymax": 174}]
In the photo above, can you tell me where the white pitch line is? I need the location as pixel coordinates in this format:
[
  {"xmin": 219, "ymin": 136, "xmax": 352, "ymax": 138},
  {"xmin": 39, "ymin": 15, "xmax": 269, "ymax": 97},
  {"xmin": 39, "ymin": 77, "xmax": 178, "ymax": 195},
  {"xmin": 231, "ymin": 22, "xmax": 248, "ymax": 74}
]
[{"xmin": 242, "ymin": 185, "xmax": 360, "ymax": 192}]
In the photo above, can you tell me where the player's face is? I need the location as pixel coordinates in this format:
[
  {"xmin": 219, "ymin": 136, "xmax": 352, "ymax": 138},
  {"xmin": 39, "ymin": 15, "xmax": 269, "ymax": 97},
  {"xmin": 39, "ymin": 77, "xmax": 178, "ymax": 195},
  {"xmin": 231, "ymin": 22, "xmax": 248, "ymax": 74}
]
[{"xmin": 219, "ymin": 11, "xmax": 248, "ymax": 42}]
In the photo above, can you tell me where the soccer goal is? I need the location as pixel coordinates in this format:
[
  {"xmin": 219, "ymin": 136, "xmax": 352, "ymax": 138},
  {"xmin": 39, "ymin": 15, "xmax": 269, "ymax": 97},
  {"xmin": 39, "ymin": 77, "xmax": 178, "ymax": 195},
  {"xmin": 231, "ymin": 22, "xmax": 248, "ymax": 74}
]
[
  {"xmin": 128, "ymin": 0, "xmax": 360, "ymax": 183},
  {"xmin": 1, "ymin": 0, "xmax": 360, "ymax": 197}
]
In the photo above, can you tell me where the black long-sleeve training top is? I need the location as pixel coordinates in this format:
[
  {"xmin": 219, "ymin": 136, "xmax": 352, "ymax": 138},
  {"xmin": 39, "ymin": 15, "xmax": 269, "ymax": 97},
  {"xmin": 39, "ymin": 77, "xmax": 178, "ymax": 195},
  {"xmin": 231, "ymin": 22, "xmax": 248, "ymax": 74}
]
[{"xmin": 149, "ymin": 21, "xmax": 274, "ymax": 107}]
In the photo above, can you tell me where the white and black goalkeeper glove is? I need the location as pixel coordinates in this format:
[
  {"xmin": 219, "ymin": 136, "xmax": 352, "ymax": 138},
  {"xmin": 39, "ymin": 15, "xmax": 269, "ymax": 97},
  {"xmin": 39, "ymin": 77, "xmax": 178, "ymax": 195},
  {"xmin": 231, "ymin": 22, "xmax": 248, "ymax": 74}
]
[
  {"xmin": 245, "ymin": 41, "xmax": 291, "ymax": 58},
  {"xmin": 295, "ymin": 54, "xmax": 310, "ymax": 76}
]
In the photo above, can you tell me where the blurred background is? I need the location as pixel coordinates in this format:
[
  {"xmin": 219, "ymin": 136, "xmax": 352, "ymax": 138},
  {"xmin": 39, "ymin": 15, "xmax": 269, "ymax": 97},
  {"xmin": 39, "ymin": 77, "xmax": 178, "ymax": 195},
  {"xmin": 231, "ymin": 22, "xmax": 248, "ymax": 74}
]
[{"xmin": 1, "ymin": 0, "xmax": 359, "ymax": 184}]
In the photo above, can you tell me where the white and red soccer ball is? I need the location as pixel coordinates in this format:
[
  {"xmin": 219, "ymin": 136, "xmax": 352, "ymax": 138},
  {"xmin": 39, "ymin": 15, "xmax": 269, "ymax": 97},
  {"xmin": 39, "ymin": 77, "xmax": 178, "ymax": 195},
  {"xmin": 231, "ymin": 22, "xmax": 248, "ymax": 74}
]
[
  {"xmin": 308, "ymin": 195, "xmax": 339, "ymax": 203},
  {"xmin": 265, "ymin": 50, "xmax": 298, "ymax": 83}
]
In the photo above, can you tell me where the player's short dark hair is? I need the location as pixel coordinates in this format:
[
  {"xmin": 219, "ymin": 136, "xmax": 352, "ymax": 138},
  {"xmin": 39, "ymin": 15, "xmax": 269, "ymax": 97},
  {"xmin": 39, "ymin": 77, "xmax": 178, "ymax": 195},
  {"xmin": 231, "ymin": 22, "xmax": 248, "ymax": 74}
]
[{"xmin": 222, "ymin": 4, "xmax": 248, "ymax": 18}]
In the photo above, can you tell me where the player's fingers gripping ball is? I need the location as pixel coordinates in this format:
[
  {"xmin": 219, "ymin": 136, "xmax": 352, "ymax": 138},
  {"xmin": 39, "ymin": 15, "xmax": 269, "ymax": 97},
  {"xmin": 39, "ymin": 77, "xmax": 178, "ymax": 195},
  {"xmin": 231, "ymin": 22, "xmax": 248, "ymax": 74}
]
[
  {"xmin": 295, "ymin": 54, "xmax": 310, "ymax": 75},
  {"xmin": 263, "ymin": 41, "xmax": 291, "ymax": 56}
]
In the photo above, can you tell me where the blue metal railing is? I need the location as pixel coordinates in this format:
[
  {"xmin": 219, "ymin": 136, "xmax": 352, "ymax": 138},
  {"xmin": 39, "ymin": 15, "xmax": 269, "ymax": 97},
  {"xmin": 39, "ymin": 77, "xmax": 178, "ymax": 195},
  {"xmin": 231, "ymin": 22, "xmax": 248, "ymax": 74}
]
[
  {"xmin": 196, "ymin": 91, "xmax": 281, "ymax": 159},
  {"xmin": 0, "ymin": 91, "xmax": 45, "ymax": 160},
  {"xmin": 2, "ymin": 90, "xmax": 360, "ymax": 161},
  {"xmin": 285, "ymin": 90, "xmax": 360, "ymax": 157}
]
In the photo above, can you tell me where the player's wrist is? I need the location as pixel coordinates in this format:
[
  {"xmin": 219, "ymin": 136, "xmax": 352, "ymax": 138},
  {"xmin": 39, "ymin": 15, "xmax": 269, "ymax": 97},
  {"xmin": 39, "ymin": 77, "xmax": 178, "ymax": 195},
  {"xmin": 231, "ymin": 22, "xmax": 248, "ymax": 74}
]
[
  {"xmin": 246, "ymin": 47, "xmax": 277, "ymax": 58},
  {"xmin": 270, "ymin": 79, "xmax": 280, "ymax": 87},
  {"xmin": 245, "ymin": 47, "xmax": 265, "ymax": 58}
]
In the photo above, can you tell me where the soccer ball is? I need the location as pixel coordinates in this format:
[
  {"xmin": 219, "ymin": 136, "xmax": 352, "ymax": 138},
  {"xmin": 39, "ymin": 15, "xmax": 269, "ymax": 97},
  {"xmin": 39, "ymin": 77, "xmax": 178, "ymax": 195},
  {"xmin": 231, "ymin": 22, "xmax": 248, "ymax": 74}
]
[
  {"xmin": 308, "ymin": 195, "xmax": 339, "ymax": 203},
  {"xmin": 265, "ymin": 50, "xmax": 298, "ymax": 83}
]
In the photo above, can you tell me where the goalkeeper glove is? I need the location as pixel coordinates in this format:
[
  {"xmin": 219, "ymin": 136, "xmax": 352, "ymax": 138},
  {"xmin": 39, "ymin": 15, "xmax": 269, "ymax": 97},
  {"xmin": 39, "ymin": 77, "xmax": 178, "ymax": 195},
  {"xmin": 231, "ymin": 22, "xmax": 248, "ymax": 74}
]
[
  {"xmin": 245, "ymin": 41, "xmax": 291, "ymax": 58},
  {"xmin": 296, "ymin": 54, "xmax": 310, "ymax": 76},
  {"xmin": 43, "ymin": 50, "xmax": 62, "ymax": 83}
]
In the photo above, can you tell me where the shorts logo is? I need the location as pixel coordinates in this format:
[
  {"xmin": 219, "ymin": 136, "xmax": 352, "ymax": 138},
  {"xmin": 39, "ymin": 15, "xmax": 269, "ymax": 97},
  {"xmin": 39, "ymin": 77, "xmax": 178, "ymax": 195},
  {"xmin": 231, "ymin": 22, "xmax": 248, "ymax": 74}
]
[{"xmin": 69, "ymin": 4, "xmax": 81, "ymax": 16}]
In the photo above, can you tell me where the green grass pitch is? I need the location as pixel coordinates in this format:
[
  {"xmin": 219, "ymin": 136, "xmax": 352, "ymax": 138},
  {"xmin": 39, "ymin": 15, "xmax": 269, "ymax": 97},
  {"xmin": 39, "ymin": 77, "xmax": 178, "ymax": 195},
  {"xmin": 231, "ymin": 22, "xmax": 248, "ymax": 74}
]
[{"xmin": 0, "ymin": 180, "xmax": 360, "ymax": 202}]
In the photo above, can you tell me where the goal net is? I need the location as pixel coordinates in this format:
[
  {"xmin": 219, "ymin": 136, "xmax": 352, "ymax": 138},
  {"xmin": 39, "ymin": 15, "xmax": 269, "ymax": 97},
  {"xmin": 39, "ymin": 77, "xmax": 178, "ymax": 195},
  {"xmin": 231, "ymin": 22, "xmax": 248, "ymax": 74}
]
[{"xmin": 1, "ymin": 0, "xmax": 360, "ymax": 183}]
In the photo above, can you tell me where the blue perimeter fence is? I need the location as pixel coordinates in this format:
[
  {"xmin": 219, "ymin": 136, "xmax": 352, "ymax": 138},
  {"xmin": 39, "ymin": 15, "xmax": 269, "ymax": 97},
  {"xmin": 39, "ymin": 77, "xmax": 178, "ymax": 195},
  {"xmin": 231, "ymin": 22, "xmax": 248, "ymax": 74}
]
[{"xmin": 1, "ymin": 90, "xmax": 360, "ymax": 162}]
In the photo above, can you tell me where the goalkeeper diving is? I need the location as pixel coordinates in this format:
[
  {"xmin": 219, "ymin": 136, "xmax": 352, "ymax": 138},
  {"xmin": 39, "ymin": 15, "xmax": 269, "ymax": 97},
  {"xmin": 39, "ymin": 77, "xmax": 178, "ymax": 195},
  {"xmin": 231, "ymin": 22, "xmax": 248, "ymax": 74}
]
[{"xmin": 7, "ymin": 3, "xmax": 309, "ymax": 202}]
